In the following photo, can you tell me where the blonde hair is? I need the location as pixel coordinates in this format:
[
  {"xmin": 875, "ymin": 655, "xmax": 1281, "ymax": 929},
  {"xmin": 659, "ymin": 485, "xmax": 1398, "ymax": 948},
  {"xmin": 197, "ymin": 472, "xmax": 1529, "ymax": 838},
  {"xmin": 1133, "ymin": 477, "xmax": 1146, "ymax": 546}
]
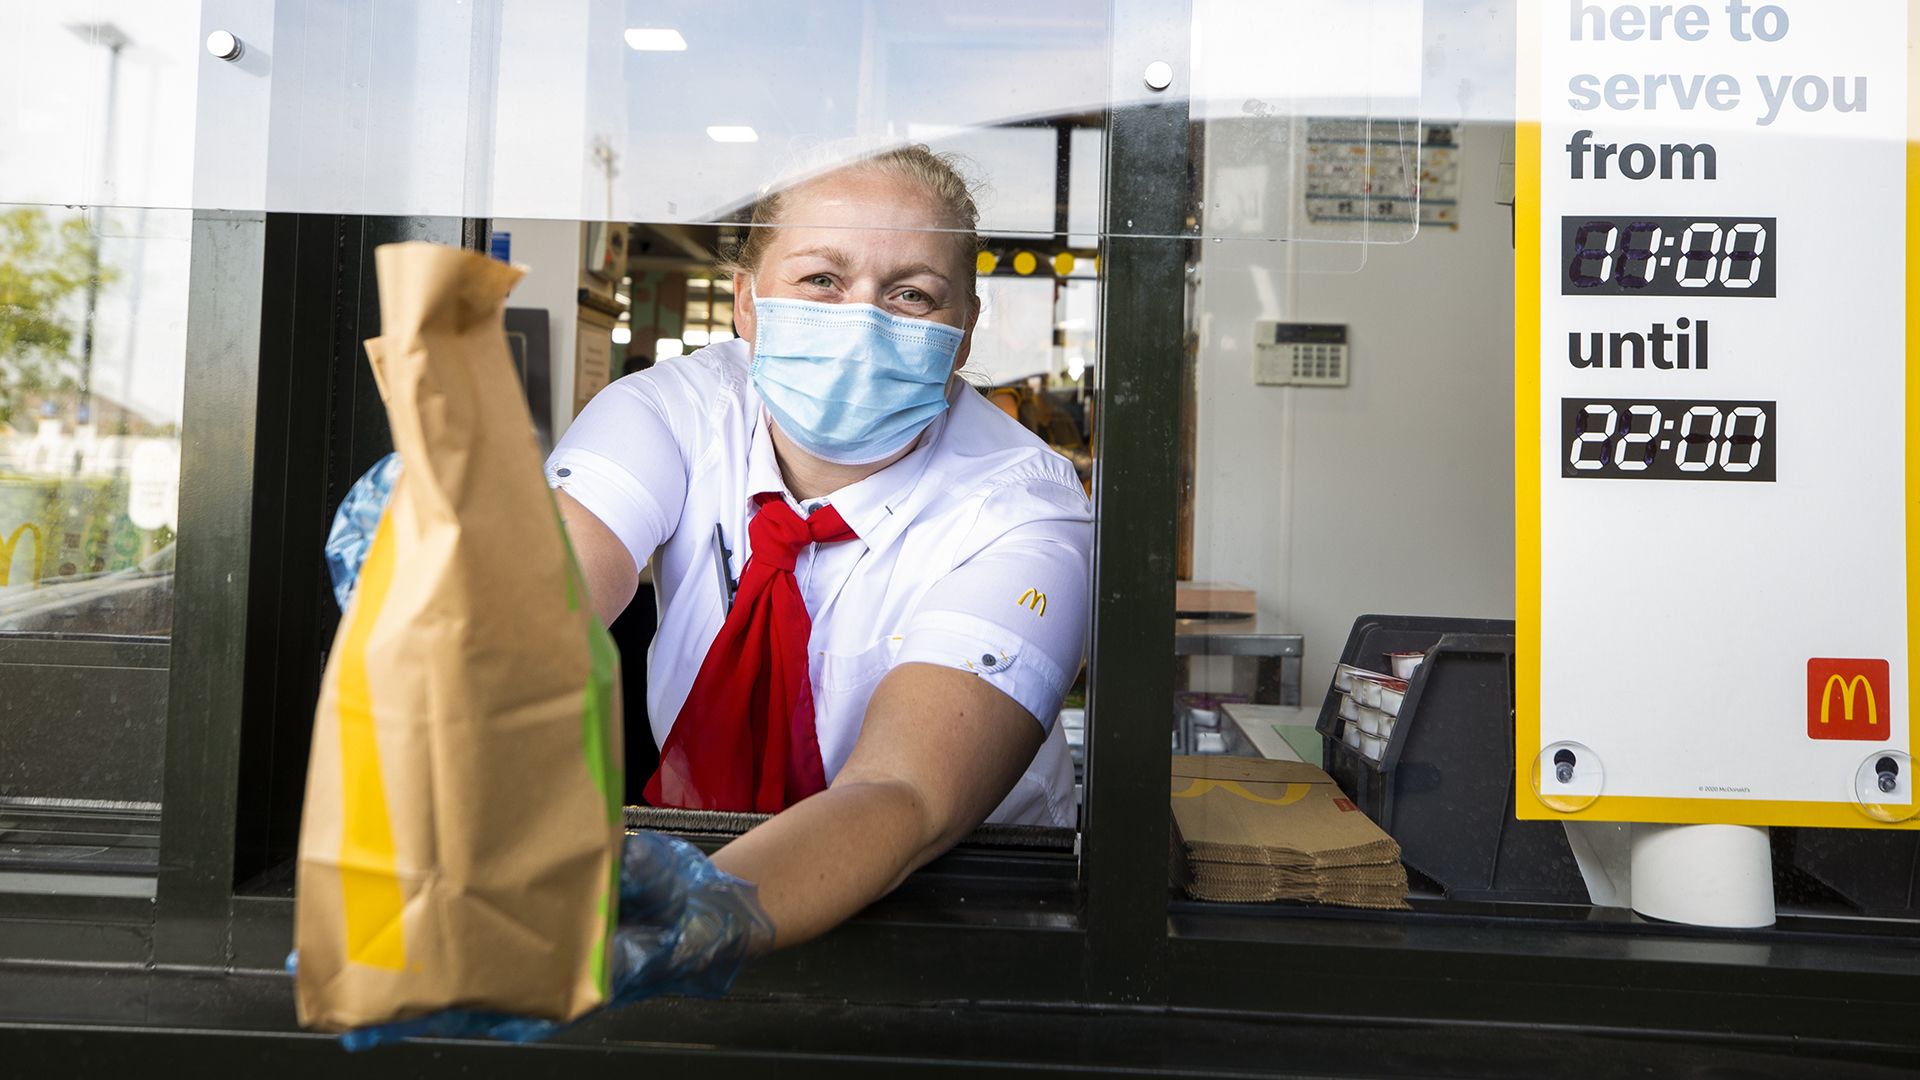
[{"xmin": 720, "ymin": 144, "xmax": 984, "ymax": 302}]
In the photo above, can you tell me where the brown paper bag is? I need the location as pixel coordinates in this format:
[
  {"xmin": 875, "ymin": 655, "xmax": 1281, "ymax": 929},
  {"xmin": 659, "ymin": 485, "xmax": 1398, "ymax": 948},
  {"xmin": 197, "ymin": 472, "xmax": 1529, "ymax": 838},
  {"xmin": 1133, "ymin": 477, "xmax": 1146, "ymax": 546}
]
[
  {"xmin": 294, "ymin": 242, "xmax": 624, "ymax": 1031},
  {"xmin": 1169, "ymin": 756, "xmax": 1409, "ymax": 910}
]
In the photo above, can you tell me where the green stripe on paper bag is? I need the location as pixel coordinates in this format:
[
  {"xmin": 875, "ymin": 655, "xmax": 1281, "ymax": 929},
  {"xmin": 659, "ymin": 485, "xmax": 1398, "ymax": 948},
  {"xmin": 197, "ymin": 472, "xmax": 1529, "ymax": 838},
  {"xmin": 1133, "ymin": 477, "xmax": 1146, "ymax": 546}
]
[{"xmin": 556, "ymin": 495, "xmax": 623, "ymax": 998}]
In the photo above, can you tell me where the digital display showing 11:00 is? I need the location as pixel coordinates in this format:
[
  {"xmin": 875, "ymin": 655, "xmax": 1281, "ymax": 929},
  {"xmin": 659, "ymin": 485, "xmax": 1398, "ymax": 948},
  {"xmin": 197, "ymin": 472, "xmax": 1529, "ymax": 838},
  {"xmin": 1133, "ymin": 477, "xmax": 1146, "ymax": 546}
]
[
  {"xmin": 1562, "ymin": 398, "xmax": 1777, "ymax": 482},
  {"xmin": 1561, "ymin": 216, "xmax": 1776, "ymax": 298}
]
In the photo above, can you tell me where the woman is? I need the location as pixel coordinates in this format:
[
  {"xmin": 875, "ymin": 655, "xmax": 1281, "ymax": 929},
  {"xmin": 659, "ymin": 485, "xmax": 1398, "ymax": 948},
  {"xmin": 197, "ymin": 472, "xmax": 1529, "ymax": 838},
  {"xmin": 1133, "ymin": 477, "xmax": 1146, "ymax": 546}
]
[
  {"xmin": 324, "ymin": 148, "xmax": 1090, "ymax": 1043},
  {"xmin": 546, "ymin": 145, "xmax": 1092, "ymax": 952}
]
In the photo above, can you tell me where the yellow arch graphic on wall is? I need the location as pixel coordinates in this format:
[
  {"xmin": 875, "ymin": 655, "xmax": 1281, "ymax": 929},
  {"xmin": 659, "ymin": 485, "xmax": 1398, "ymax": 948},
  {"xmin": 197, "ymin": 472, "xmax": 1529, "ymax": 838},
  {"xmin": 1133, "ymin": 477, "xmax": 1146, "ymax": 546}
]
[{"xmin": 0, "ymin": 524, "xmax": 43, "ymax": 587}]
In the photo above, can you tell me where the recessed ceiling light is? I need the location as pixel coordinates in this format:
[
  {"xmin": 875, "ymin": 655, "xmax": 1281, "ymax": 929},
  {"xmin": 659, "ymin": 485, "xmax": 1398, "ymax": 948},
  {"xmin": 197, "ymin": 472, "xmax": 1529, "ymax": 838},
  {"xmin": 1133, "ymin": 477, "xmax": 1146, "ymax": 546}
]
[
  {"xmin": 624, "ymin": 28, "xmax": 687, "ymax": 51},
  {"xmin": 706, "ymin": 126, "xmax": 759, "ymax": 144}
]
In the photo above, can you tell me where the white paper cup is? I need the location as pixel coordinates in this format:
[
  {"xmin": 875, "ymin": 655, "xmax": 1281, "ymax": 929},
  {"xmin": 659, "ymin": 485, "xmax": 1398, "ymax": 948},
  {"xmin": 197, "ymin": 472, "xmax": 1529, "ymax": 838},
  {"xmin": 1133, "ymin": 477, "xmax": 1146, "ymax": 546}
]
[
  {"xmin": 1379, "ymin": 681, "xmax": 1407, "ymax": 715},
  {"xmin": 1360, "ymin": 731, "xmax": 1387, "ymax": 760},
  {"xmin": 1344, "ymin": 723, "xmax": 1363, "ymax": 749},
  {"xmin": 1189, "ymin": 707, "xmax": 1218, "ymax": 730},
  {"xmin": 1629, "ymin": 824, "xmax": 1775, "ymax": 928},
  {"xmin": 1388, "ymin": 651, "xmax": 1426, "ymax": 680},
  {"xmin": 1352, "ymin": 679, "xmax": 1382, "ymax": 709},
  {"xmin": 1338, "ymin": 694, "xmax": 1361, "ymax": 721}
]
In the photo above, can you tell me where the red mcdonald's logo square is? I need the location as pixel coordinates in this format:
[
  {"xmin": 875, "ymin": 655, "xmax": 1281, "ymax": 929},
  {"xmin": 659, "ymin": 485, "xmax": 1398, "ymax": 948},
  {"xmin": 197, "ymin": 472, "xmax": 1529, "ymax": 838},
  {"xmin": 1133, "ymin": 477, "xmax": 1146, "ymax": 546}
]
[{"xmin": 1806, "ymin": 658, "xmax": 1891, "ymax": 741}]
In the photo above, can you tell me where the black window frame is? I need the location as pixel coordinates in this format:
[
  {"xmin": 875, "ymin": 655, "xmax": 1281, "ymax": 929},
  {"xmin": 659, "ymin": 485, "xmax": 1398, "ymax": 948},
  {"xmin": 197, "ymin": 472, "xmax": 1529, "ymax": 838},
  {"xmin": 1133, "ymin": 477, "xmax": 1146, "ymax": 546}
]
[{"xmin": 2, "ymin": 0, "xmax": 1918, "ymax": 1063}]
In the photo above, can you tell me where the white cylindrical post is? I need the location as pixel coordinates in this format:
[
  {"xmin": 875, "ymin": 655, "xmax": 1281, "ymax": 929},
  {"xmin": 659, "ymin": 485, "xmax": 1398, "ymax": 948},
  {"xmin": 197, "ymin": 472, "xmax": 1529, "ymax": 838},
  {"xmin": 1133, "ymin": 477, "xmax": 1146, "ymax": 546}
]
[{"xmin": 1628, "ymin": 823, "xmax": 1775, "ymax": 928}]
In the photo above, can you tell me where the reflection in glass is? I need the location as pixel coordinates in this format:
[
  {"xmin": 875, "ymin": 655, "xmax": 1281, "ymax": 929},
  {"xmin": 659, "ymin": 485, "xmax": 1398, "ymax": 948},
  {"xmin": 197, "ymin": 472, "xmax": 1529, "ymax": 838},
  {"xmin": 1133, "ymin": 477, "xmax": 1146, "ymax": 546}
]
[
  {"xmin": 1, "ymin": 205, "xmax": 187, "ymax": 890},
  {"xmin": 1, "ymin": 207, "xmax": 182, "ymax": 636}
]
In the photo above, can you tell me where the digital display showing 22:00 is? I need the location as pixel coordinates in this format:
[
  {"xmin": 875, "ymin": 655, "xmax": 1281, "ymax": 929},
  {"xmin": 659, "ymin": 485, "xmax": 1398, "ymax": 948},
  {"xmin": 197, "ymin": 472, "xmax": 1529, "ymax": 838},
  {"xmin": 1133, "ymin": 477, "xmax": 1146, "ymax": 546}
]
[
  {"xmin": 1561, "ymin": 398, "xmax": 1777, "ymax": 482},
  {"xmin": 1561, "ymin": 216, "xmax": 1776, "ymax": 298}
]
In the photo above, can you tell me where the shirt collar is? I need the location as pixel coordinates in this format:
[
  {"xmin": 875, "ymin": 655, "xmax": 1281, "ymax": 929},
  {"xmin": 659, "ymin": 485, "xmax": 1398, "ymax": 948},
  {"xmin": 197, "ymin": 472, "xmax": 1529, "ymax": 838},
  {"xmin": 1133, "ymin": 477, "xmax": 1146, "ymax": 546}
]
[{"xmin": 744, "ymin": 399, "xmax": 950, "ymax": 558}]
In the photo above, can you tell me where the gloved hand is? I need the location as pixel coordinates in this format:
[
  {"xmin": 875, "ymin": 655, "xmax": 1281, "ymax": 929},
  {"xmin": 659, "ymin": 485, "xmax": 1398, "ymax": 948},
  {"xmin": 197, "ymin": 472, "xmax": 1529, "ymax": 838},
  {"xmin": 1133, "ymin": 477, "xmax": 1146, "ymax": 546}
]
[
  {"xmin": 323, "ymin": 452, "xmax": 402, "ymax": 611},
  {"xmin": 290, "ymin": 830, "xmax": 774, "ymax": 1050}
]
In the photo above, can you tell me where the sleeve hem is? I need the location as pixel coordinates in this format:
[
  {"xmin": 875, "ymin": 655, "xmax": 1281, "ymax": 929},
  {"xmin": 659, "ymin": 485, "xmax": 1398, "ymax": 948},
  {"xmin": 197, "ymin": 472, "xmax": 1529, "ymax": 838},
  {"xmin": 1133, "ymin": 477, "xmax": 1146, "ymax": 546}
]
[
  {"xmin": 895, "ymin": 610, "xmax": 1071, "ymax": 732},
  {"xmin": 546, "ymin": 447, "xmax": 673, "ymax": 571}
]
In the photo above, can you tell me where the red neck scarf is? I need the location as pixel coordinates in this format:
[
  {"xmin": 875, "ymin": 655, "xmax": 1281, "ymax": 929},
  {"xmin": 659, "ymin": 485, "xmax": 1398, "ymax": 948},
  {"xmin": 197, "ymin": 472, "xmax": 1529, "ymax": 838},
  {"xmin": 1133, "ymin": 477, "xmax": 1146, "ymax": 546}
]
[{"xmin": 644, "ymin": 493, "xmax": 858, "ymax": 812}]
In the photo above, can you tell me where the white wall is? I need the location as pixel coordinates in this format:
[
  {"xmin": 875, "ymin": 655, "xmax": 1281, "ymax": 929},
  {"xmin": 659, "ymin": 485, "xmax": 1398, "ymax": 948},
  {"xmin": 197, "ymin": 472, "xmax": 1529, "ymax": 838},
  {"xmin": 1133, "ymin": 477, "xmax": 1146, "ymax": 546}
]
[
  {"xmin": 1190, "ymin": 121, "xmax": 1515, "ymax": 696},
  {"xmin": 494, "ymin": 218, "xmax": 582, "ymax": 442}
]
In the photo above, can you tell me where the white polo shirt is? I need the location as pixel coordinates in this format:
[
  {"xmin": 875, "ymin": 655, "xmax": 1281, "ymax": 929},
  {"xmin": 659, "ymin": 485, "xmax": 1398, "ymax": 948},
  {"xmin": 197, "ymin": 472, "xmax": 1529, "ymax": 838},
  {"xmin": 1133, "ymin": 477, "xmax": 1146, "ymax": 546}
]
[{"xmin": 544, "ymin": 338, "xmax": 1091, "ymax": 827}]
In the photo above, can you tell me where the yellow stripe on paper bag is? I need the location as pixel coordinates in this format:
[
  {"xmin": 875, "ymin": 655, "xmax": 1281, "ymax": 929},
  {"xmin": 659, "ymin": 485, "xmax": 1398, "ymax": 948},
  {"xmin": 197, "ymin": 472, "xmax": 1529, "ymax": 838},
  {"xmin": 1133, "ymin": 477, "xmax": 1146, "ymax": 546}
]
[{"xmin": 336, "ymin": 513, "xmax": 408, "ymax": 970}]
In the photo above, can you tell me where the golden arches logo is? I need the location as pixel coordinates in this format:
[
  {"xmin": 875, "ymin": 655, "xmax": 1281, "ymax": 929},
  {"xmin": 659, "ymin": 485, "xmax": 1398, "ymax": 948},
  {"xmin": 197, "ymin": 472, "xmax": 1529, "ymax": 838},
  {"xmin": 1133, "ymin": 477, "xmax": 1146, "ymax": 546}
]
[
  {"xmin": 1806, "ymin": 658, "xmax": 1889, "ymax": 742},
  {"xmin": 1017, "ymin": 588, "xmax": 1047, "ymax": 616},
  {"xmin": 1819, "ymin": 674, "xmax": 1878, "ymax": 728},
  {"xmin": 0, "ymin": 524, "xmax": 43, "ymax": 587},
  {"xmin": 1170, "ymin": 778, "xmax": 1311, "ymax": 806}
]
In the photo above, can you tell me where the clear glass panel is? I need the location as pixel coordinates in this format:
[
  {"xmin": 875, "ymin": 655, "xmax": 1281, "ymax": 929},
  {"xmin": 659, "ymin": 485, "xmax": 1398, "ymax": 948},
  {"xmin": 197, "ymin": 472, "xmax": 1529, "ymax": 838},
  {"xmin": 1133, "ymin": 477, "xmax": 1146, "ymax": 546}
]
[
  {"xmin": 0, "ymin": 205, "xmax": 187, "ymax": 894},
  {"xmin": 0, "ymin": 0, "xmax": 1426, "ymax": 250},
  {"xmin": 14, "ymin": 0, "xmax": 1912, "ymax": 962},
  {"xmin": 1191, "ymin": 0, "xmax": 1425, "ymax": 247},
  {"xmin": 0, "ymin": 1, "xmax": 195, "ymax": 895},
  {"xmin": 0, "ymin": 9, "xmax": 203, "ymax": 218}
]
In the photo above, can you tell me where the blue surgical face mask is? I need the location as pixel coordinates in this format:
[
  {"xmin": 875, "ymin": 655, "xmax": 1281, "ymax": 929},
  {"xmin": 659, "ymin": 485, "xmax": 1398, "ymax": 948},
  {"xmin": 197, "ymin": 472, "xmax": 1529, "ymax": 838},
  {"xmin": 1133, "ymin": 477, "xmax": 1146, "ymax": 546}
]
[{"xmin": 748, "ymin": 285, "xmax": 965, "ymax": 465}]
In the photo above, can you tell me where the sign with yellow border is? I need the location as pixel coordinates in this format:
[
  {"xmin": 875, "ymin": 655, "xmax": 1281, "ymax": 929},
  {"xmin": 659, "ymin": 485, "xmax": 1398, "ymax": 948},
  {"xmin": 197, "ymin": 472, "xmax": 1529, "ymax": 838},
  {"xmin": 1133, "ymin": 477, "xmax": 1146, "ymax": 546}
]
[{"xmin": 1516, "ymin": 0, "xmax": 1919, "ymax": 828}]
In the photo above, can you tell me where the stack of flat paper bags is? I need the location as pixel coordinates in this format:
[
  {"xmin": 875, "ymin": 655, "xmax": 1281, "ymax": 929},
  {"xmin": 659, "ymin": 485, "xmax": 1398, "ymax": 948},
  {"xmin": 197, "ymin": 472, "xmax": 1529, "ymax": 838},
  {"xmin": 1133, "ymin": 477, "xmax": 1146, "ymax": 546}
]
[{"xmin": 1170, "ymin": 755, "xmax": 1409, "ymax": 910}]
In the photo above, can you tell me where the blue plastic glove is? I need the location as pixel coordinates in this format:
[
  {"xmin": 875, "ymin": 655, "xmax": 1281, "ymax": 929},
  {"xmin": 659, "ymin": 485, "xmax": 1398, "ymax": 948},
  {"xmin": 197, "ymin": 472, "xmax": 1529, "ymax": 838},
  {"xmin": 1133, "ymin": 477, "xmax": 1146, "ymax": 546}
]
[
  {"xmin": 323, "ymin": 452, "xmax": 402, "ymax": 611},
  {"xmin": 290, "ymin": 831, "xmax": 774, "ymax": 1051}
]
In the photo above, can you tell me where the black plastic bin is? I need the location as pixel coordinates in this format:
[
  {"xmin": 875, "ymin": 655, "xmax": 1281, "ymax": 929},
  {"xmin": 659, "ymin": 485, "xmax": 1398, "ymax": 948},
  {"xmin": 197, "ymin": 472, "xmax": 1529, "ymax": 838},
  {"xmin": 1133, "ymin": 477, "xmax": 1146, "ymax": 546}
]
[
  {"xmin": 1777, "ymin": 827, "xmax": 1920, "ymax": 918},
  {"xmin": 1315, "ymin": 614, "xmax": 1587, "ymax": 904}
]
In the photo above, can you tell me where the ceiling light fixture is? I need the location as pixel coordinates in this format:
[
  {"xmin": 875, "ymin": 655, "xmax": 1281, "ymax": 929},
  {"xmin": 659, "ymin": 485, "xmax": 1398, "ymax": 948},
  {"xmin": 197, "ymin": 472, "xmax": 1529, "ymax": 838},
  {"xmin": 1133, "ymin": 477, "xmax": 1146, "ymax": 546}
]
[
  {"xmin": 624, "ymin": 28, "xmax": 687, "ymax": 51},
  {"xmin": 706, "ymin": 126, "xmax": 759, "ymax": 144}
]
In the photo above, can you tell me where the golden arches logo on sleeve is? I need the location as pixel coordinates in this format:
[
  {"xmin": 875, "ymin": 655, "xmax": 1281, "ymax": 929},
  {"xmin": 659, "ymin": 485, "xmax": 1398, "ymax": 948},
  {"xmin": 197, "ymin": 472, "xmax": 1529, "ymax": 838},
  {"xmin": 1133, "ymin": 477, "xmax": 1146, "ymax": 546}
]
[
  {"xmin": 1171, "ymin": 777, "xmax": 1311, "ymax": 807},
  {"xmin": 1017, "ymin": 588, "xmax": 1047, "ymax": 616},
  {"xmin": 0, "ymin": 523, "xmax": 43, "ymax": 587}
]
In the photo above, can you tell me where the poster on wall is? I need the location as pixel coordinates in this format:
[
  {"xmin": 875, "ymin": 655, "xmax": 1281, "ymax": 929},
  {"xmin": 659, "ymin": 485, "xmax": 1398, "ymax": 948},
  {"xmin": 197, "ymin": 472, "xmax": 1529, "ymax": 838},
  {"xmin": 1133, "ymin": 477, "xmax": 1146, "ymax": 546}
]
[
  {"xmin": 1304, "ymin": 119, "xmax": 1462, "ymax": 230},
  {"xmin": 1516, "ymin": 0, "xmax": 1918, "ymax": 827},
  {"xmin": 1417, "ymin": 124, "xmax": 1462, "ymax": 230},
  {"xmin": 573, "ymin": 311, "xmax": 616, "ymax": 418}
]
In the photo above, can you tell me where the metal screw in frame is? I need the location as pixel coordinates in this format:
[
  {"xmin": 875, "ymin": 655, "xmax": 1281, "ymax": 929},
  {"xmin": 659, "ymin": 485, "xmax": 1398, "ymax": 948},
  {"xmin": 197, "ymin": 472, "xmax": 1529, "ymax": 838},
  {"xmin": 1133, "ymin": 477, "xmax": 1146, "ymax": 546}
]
[
  {"xmin": 1853, "ymin": 749, "xmax": 1918, "ymax": 822},
  {"xmin": 207, "ymin": 30, "xmax": 243, "ymax": 62},
  {"xmin": 1532, "ymin": 740, "xmax": 1603, "ymax": 813},
  {"xmin": 1876, "ymin": 756, "xmax": 1899, "ymax": 794},
  {"xmin": 1143, "ymin": 60, "xmax": 1174, "ymax": 92}
]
